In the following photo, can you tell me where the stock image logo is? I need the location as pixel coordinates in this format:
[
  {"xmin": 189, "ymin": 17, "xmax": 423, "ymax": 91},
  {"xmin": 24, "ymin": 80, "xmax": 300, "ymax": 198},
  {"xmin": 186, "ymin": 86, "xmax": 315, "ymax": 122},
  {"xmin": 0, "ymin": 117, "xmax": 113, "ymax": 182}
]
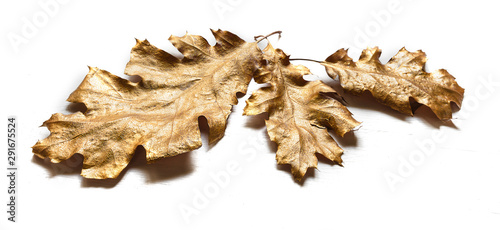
[
  {"xmin": 384, "ymin": 74, "xmax": 500, "ymax": 192},
  {"xmin": 7, "ymin": 0, "xmax": 70, "ymax": 53}
]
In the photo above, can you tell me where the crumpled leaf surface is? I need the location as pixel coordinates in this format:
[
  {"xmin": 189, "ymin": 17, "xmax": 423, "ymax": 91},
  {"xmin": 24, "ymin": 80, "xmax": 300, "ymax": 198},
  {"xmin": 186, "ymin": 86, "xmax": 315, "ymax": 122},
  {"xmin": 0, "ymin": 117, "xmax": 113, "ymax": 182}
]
[
  {"xmin": 32, "ymin": 30, "xmax": 262, "ymax": 179},
  {"xmin": 323, "ymin": 47, "xmax": 464, "ymax": 120},
  {"xmin": 244, "ymin": 44, "xmax": 360, "ymax": 181}
]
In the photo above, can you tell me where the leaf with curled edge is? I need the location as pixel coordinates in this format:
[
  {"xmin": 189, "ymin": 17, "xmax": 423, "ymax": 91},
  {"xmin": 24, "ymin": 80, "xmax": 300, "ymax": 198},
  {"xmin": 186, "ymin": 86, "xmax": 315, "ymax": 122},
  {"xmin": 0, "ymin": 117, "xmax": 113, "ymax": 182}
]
[
  {"xmin": 322, "ymin": 47, "xmax": 464, "ymax": 120},
  {"xmin": 244, "ymin": 44, "xmax": 360, "ymax": 181},
  {"xmin": 32, "ymin": 29, "xmax": 263, "ymax": 179}
]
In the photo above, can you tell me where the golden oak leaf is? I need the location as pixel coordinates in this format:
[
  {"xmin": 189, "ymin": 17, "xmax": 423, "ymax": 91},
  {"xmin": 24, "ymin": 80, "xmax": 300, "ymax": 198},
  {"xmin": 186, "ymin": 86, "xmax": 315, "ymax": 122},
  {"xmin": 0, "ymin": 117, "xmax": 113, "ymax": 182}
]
[
  {"xmin": 323, "ymin": 47, "xmax": 464, "ymax": 120},
  {"xmin": 244, "ymin": 44, "xmax": 360, "ymax": 181},
  {"xmin": 32, "ymin": 30, "xmax": 262, "ymax": 179}
]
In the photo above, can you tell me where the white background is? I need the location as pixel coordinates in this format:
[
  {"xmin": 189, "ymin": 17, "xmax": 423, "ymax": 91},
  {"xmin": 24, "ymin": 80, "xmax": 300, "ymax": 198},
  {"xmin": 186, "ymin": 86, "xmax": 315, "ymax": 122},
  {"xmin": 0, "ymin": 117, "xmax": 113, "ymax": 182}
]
[{"xmin": 1, "ymin": 0, "xmax": 500, "ymax": 229}]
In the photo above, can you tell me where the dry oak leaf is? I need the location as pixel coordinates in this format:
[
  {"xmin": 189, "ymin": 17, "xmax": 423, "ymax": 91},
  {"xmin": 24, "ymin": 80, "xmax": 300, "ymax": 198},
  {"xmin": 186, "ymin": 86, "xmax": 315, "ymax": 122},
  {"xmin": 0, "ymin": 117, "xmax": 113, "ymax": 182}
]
[
  {"xmin": 32, "ymin": 30, "xmax": 263, "ymax": 179},
  {"xmin": 323, "ymin": 47, "xmax": 464, "ymax": 120},
  {"xmin": 244, "ymin": 44, "xmax": 360, "ymax": 181}
]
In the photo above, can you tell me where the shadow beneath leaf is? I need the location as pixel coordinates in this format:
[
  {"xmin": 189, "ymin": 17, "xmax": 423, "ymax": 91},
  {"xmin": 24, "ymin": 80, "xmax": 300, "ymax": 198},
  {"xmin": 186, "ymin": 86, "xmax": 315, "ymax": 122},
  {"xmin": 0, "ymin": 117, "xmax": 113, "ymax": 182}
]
[
  {"xmin": 316, "ymin": 152, "xmax": 339, "ymax": 167},
  {"xmin": 331, "ymin": 130, "xmax": 358, "ymax": 147},
  {"xmin": 32, "ymin": 154, "xmax": 84, "ymax": 177},
  {"xmin": 198, "ymin": 115, "xmax": 214, "ymax": 150},
  {"xmin": 327, "ymin": 79, "xmax": 459, "ymax": 129},
  {"xmin": 81, "ymin": 175, "xmax": 123, "ymax": 188},
  {"xmin": 244, "ymin": 112, "xmax": 268, "ymax": 129},
  {"xmin": 276, "ymin": 164, "xmax": 310, "ymax": 185},
  {"xmin": 66, "ymin": 102, "xmax": 87, "ymax": 114},
  {"xmin": 32, "ymin": 145, "xmax": 194, "ymax": 188},
  {"xmin": 132, "ymin": 146, "xmax": 193, "ymax": 183},
  {"xmin": 126, "ymin": 75, "xmax": 142, "ymax": 83},
  {"xmin": 412, "ymin": 104, "xmax": 458, "ymax": 129},
  {"xmin": 265, "ymin": 131, "xmax": 277, "ymax": 153},
  {"xmin": 236, "ymin": 92, "xmax": 246, "ymax": 98},
  {"xmin": 81, "ymin": 146, "xmax": 194, "ymax": 187}
]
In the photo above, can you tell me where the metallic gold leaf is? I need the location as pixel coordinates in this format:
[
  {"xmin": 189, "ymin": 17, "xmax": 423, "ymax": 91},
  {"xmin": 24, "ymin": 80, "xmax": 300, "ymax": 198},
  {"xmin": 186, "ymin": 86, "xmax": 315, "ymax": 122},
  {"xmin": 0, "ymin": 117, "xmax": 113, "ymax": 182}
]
[
  {"xmin": 32, "ymin": 30, "xmax": 263, "ymax": 179},
  {"xmin": 244, "ymin": 44, "xmax": 360, "ymax": 181},
  {"xmin": 323, "ymin": 47, "xmax": 464, "ymax": 120}
]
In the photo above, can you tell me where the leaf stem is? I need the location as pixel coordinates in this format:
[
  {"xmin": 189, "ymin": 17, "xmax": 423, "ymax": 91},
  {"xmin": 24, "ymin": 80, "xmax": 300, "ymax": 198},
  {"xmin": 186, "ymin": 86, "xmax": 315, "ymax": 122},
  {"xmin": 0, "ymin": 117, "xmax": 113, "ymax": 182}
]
[
  {"xmin": 255, "ymin": 31, "xmax": 282, "ymax": 43},
  {"xmin": 289, "ymin": 58, "xmax": 323, "ymax": 64}
]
